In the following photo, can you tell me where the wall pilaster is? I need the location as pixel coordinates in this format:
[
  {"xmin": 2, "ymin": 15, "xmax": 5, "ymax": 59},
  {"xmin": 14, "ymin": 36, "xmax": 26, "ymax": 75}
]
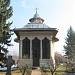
[{"xmin": 19, "ymin": 39, "xmax": 22, "ymax": 59}]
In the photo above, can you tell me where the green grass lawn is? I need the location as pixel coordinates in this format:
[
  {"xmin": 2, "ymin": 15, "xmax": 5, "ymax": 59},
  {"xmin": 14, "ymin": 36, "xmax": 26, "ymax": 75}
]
[
  {"xmin": 0, "ymin": 70, "xmax": 22, "ymax": 75},
  {"xmin": 0, "ymin": 66, "xmax": 69, "ymax": 75},
  {"xmin": 45, "ymin": 65, "xmax": 67, "ymax": 75},
  {"xmin": 56, "ymin": 65, "xmax": 66, "ymax": 71}
]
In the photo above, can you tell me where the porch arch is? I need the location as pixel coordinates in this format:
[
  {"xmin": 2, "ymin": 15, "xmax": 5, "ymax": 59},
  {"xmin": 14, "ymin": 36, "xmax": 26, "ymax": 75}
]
[
  {"xmin": 22, "ymin": 37, "xmax": 30, "ymax": 58},
  {"xmin": 42, "ymin": 37, "xmax": 50, "ymax": 59}
]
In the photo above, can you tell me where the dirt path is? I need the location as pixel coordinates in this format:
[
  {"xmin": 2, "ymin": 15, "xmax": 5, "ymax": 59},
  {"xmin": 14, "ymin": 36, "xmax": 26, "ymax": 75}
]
[{"xmin": 31, "ymin": 67, "xmax": 42, "ymax": 75}]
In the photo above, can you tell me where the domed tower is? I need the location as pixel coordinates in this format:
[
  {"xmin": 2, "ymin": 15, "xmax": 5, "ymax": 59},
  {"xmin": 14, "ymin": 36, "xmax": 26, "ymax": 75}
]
[
  {"xmin": 24, "ymin": 10, "xmax": 50, "ymax": 28},
  {"xmin": 29, "ymin": 10, "xmax": 44, "ymax": 23},
  {"xmin": 14, "ymin": 10, "xmax": 59, "ymax": 67}
]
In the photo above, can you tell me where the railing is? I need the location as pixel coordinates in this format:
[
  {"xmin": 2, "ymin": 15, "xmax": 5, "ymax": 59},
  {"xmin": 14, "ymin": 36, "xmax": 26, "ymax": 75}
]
[
  {"xmin": 18, "ymin": 59, "xmax": 33, "ymax": 67},
  {"xmin": 40, "ymin": 59, "xmax": 52, "ymax": 67}
]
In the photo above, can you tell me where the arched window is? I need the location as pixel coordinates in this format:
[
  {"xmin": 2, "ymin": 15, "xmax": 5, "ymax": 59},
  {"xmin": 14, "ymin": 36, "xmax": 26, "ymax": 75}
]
[
  {"xmin": 22, "ymin": 37, "xmax": 30, "ymax": 58},
  {"xmin": 42, "ymin": 37, "xmax": 50, "ymax": 59}
]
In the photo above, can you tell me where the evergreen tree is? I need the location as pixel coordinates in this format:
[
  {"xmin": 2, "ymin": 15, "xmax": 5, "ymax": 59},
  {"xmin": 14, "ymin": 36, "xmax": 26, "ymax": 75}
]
[
  {"xmin": 0, "ymin": 0, "xmax": 13, "ymax": 61},
  {"xmin": 64, "ymin": 26, "xmax": 75, "ymax": 61}
]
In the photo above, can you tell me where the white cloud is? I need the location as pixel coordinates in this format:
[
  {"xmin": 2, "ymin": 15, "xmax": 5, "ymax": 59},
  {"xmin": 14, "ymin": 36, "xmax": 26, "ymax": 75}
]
[
  {"xmin": 21, "ymin": 0, "xmax": 29, "ymax": 8},
  {"xmin": 37, "ymin": 0, "xmax": 51, "ymax": 7},
  {"xmin": 40, "ymin": 0, "xmax": 50, "ymax": 5}
]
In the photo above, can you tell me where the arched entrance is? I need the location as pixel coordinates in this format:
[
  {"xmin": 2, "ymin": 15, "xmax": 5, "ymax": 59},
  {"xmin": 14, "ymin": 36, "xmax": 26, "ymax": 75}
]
[{"xmin": 32, "ymin": 37, "xmax": 40, "ymax": 67}]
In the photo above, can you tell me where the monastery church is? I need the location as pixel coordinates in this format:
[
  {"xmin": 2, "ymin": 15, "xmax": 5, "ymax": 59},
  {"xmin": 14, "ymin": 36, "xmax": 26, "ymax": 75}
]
[{"xmin": 14, "ymin": 10, "xmax": 59, "ymax": 67}]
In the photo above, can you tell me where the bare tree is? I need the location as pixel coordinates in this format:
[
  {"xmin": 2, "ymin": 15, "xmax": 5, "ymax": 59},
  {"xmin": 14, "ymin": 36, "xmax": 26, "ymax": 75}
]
[
  {"xmin": 55, "ymin": 52, "xmax": 66, "ymax": 65},
  {"xmin": 17, "ymin": 59, "xmax": 32, "ymax": 75}
]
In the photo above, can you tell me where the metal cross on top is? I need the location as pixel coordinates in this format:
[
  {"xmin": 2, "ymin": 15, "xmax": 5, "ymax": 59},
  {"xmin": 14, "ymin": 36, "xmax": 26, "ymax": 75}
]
[{"xmin": 35, "ymin": 8, "xmax": 39, "ymax": 14}]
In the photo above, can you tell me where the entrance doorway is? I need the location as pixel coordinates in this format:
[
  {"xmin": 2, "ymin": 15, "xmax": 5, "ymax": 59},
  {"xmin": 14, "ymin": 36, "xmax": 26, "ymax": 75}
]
[{"xmin": 32, "ymin": 37, "xmax": 40, "ymax": 67}]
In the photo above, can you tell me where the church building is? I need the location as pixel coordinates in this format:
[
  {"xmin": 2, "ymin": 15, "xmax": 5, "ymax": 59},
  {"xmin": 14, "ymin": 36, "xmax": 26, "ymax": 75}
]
[{"xmin": 14, "ymin": 10, "xmax": 59, "ymax": 67}]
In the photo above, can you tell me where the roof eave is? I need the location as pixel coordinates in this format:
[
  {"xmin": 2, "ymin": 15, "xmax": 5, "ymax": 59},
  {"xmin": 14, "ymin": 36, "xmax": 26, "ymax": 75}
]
[
  {"xmin": 52, "ymin": 37, "xmax": 59, "ymax": 42},
  {"xmin": 13, "ymin": 28, "xmax": 58, "ymax": 39}
]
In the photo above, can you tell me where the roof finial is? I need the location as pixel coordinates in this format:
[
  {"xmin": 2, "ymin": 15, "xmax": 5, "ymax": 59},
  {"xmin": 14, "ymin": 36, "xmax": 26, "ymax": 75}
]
[
  {"xmin": 35, "ymin": 8, "xmax": 38, "ymax": 14},
  {"xmin": 35, "ymin": 0, "xmax": 37, "ymax": 13},
  {"xmin": 36, "ymin": 8, "xmax": 37, "ymax": 13}
]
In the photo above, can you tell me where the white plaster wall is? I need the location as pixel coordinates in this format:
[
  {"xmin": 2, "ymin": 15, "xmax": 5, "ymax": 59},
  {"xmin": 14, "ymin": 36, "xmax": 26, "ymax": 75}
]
[
  {"xmin": 51, "ymin": 40, "xmax": 55, "ymax": 65},
  {"xmin": 19, "ymin": 31, "xmax": 56, "ymax": 66}
]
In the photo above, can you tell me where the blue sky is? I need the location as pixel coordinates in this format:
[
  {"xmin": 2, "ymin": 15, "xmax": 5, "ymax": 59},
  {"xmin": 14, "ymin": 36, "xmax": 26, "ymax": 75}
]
[{"xmin": 8, "ymin": 0, "xmax": 75, "ymax": 55}]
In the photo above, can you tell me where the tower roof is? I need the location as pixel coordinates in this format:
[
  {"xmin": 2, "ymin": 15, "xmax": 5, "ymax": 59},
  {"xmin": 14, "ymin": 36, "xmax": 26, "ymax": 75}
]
[
  {"xmin": 29, "ymin": 10, "xmax": 44, "ymax": 23},
  {"xmin": 33, "ymin": 10, "xmax": 40, "ymax": 18},
  {"xmin": 24, "ymin": 10, "xmax": 50, "ymax": 28}
]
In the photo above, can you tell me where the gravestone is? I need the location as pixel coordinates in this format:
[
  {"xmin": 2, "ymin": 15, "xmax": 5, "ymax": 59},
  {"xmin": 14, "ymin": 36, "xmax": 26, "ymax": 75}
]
[{"xmin": 6, "ymin": 56, "xmax": 15, "ymax": 75}]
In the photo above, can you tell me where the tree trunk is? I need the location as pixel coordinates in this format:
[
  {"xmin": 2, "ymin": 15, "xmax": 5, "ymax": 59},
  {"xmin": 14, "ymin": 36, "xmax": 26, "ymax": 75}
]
[{"xmin": 51, "ymin": 72, "xmax": 54, "ymax": 75}]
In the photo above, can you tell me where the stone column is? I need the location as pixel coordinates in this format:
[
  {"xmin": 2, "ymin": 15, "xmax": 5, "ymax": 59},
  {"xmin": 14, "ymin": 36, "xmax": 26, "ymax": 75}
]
[
  {"xmin": 40, "ymin": 39, "xmax": 42, "ymax": 59},
  {"xmin": 30, "ymin": 39, "xmax": 32, "ymax": 59},
  {"xmin": 29, "ymin": 38, "xmax": 33, "ymax": 67},
  {"xmin": 19, "ymin": 40, "xmax": 22, "ymax": 59}
]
